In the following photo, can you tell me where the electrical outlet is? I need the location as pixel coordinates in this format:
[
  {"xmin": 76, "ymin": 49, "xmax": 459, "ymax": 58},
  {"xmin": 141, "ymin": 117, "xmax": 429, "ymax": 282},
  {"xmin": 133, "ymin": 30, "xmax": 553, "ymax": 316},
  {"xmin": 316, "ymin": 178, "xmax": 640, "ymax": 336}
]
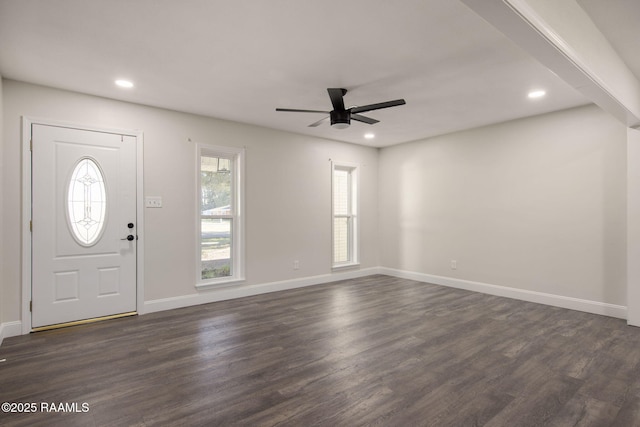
[
  {"xmin": 451, "ymin": 260, "xmax": 457, "ymax": 270},
  {"xmin": 293, "ymin": 260, "xmax": 300, "ymax": 270},
  {"xmin": 145, "ymin": 196, "xmax": 162, "ymax": 208}
]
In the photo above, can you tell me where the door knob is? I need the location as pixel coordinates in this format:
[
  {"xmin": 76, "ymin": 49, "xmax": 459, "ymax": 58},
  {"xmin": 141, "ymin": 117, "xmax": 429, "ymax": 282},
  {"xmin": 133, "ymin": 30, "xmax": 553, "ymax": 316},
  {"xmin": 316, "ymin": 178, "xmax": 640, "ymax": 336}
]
[
  {"xmin": 121, "ymin": 235, "xmax": 135, "ymax": 241},
  {"xmin": 127, "ymin": 223, "xmax": 135, "ymax": 229}
]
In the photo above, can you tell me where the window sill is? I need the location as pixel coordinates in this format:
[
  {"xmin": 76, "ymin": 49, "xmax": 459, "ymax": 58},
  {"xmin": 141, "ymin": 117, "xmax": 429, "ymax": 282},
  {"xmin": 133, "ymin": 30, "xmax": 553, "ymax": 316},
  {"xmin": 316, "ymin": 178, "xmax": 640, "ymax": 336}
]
[
  {"xmin": 195, "ymin": 277, "xmax": 245, "ymax": 290},
  {"xmin": 332, "ymin": 262, "xmax": 360, "ymax": 271}
]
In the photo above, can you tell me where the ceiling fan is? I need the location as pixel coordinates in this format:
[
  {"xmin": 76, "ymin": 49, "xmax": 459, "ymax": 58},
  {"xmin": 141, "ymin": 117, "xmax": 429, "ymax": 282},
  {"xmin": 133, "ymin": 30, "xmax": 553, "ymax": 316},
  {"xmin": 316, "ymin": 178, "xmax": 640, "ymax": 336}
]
[{"xmin": 276, "ymin": 88, "xmax": 406, "ymax": 129}]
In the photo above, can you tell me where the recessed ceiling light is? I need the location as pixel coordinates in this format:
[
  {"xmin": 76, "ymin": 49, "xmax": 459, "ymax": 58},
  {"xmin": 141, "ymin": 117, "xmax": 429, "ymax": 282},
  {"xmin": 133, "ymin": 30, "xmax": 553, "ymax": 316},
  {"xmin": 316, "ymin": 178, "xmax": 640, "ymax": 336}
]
[
  {"xmin": 115, "ymin": 79, "xmax": 134, "ymax": 88},
  {"xmin": 364, "ymin": 133, "xmax": 375, "ymax": 139},
  {"xmin": 528, "ymin": 90, "xmax": 546, "ymax": 99}
]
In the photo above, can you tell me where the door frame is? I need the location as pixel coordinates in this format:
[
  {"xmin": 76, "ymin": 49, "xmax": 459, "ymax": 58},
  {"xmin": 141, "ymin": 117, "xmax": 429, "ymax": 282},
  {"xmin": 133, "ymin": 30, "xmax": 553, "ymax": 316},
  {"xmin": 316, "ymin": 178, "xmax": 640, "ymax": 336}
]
[{"xmin": 21, "ymin": 116, "xmax": 145, "ymax": 334}]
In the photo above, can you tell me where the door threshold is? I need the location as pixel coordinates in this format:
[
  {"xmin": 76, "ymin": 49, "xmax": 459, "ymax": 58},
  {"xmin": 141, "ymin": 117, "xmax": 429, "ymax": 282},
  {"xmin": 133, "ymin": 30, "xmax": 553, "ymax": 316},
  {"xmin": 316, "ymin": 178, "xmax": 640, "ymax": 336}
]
[{"xmin": 31, "ymin": 311, "xmax": 137, "ymax": 332}]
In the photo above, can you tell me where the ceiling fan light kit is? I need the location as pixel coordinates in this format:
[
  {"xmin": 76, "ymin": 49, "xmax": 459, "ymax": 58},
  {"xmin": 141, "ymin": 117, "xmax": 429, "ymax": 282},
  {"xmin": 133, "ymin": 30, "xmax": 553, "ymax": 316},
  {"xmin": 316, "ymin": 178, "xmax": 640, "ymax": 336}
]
[
  {"xmin": 276, "ymin": 88, "xmax": 405, "ymax": 129},
  {"xmin": 330, "ymin": 110, "xmax": 351, "ymax": 129}
]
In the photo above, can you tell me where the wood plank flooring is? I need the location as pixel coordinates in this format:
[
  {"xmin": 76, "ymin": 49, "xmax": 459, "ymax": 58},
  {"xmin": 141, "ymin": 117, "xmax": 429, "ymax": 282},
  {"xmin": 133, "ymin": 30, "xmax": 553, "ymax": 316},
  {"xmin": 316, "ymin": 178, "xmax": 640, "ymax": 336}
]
[{"xmin": 2, "ymin": 275, "xmax": 640, "ymax": 426}]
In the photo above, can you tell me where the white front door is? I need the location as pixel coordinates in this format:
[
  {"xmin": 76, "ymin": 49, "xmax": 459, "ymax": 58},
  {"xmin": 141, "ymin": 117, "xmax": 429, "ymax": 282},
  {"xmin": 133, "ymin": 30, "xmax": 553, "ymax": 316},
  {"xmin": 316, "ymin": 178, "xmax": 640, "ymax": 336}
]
[{"xmin": 31, "ymin": 124, "xmax": 137, "ymax": 328}]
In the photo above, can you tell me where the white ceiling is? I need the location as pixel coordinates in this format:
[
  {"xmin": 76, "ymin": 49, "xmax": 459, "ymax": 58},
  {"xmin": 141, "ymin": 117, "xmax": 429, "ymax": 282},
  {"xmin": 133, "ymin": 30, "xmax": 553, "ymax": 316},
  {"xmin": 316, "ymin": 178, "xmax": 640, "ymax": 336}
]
[{"xmin": 0, "ymin": 0, "xmax": 636, "ymax": 147}]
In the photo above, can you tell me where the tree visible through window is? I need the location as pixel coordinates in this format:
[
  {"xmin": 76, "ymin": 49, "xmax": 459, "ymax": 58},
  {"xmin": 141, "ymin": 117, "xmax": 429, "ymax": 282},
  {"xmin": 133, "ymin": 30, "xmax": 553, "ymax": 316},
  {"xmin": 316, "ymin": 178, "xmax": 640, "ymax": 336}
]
[
  {"xmin": 198, "ymin": 145, "xmax": 244, "ymax": 285},
  {"xmin": 201, "ymin": 155, "xmax": 232, "ymax": 279}
]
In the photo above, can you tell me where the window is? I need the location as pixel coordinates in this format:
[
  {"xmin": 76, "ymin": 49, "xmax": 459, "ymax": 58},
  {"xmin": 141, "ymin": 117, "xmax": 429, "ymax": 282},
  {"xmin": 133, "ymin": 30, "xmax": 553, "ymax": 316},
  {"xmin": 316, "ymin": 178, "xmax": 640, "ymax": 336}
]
[
  {"xmin": 67, "ymin": 157, "xmax": 107, "ymax": 246},
  {"xmin": 197, "ymin": 144, "xmax": 244, "ymax": 286},
  {"xmin": 332, "ymin": 163, "xmax": 358, "ymax": 267}
]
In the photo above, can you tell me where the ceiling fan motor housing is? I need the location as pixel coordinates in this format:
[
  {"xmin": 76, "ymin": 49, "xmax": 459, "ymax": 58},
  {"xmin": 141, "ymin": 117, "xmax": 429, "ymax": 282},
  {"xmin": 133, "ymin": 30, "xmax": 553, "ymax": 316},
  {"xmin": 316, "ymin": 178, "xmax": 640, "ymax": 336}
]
[{"xmin": 330, "ymin": 109, "xmax": 351, "ymax": 129}]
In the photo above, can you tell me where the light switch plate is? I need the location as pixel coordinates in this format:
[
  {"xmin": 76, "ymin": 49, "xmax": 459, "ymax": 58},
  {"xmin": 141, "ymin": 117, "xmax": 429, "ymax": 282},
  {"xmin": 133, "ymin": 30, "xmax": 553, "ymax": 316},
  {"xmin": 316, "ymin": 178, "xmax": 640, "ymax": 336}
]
[{"xmin": 145, "ymin": 196, "xmax": 162, "ymax": 208}]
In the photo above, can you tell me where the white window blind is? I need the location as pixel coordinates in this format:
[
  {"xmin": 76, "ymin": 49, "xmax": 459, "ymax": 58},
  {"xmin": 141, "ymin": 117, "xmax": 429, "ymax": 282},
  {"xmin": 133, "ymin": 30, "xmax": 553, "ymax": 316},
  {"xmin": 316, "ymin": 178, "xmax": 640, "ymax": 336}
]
[{"xmin": 332, "ymin": 163, "xmax": 358, "ymax": 267}]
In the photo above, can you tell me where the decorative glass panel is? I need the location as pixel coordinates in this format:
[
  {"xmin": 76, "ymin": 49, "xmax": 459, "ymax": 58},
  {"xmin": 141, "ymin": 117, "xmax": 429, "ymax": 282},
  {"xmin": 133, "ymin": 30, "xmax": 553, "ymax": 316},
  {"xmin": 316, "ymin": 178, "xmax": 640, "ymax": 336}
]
[{"xmin": 67, "ymin": 158, "xmax": 107, "ymax": 246}]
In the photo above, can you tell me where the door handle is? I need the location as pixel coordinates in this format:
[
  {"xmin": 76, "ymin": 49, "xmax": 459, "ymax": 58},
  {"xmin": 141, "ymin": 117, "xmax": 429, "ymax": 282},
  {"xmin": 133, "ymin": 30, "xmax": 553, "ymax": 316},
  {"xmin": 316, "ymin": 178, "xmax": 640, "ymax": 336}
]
[{"xmin": 121, "ymin": 235, "xmax": 135, "ymax": 241}]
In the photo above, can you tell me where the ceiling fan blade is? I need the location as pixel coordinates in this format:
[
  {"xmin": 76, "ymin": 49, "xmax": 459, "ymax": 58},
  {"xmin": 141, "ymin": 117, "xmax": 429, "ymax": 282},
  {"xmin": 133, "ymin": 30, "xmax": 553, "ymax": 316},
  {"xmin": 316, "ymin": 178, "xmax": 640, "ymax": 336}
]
[
  {"xmin": 276, "ymin": 108, "xmax": 330, "ymax": 113},
  {"xmin": 351, "ymin": 114, "xmax": 379, "ymax": 125},
  {"xmin": 308, "ymin": 116, "xmax": 329, "ymax": 127},
  {"xmin": 327, "ymin": 88, "xmax": 347, "ymax": 111},
  {"xmin": 350, "ymin": 99, "xmax": 406, "ymax": 114}
]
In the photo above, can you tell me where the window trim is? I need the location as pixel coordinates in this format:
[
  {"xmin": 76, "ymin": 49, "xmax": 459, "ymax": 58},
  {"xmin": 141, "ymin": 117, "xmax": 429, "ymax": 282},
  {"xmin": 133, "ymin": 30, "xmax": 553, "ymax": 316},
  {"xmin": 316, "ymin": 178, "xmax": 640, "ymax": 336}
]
[
  {"xmin": 196, "ymin": 143, "xmax": 245, "ymax": 288},
  {"xmin": 331, "ymin": 161, "xmax": 359, "ymax": 269}
]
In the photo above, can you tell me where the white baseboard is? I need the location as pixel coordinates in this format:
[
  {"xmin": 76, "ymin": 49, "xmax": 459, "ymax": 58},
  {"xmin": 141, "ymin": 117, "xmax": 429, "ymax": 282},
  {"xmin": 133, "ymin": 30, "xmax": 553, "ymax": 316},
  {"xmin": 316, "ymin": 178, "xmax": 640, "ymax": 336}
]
[
  {"xmin": 0, "ymin": 321, "xmax": 23, "ymax": 346},
  {"xmin": 5, "ymin": 266, "xmax": 624, "ymax": 346},
  {"xmin": 379, "ymin": 267, "xmax": 627, "ymax": 319},
  {"xmin": 144, "ymin": 267, "xmax": 381, "ymax": 314}
]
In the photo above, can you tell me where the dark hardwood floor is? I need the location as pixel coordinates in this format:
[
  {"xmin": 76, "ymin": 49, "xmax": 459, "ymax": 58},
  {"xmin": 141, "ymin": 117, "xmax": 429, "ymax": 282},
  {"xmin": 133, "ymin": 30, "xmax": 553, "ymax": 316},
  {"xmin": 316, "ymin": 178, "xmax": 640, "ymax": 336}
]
[{"xmin": 2, "ymin": 275, "xmax": 640, "ymax": 426}]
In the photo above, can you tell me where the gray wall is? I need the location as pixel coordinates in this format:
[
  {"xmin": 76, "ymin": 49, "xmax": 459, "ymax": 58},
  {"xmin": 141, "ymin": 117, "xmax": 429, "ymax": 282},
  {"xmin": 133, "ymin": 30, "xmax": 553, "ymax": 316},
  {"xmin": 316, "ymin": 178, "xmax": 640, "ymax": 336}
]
[
  {"xmin": 379, "ymin": 104, "xmax": 627, "ymax": 305},
  {"xmin": 0, "ymin": 76, "xmax": 4, "ymax": 333},
  {"xmin": 1, "ymin": 79, "xmax": 629, "ymax": 331},
  {"xmin": 1, "ymin": 79, "xmax": 379, "ymax": 323}
]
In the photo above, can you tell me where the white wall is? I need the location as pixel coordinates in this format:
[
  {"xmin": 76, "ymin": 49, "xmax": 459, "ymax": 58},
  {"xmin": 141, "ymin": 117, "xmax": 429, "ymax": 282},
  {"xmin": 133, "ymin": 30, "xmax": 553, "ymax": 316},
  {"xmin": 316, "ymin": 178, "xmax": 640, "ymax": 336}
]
[
  {"xmin": 379, "ymin": 104, "xmax": 627, "ymax": 306},
  {"xmin": 2, "ymin": 79, "xmax": 379, "ymax": 324},
  {"xmin": 0, "ymin": 76, "xmax": 4, "ymax": 343},
  {"xmin": 1, "ymin": 79, "xmax": 630, "ymax": 332},
  {"xmin": 628, "ymin": 127, "xmax": 640, "ymax": 325}
]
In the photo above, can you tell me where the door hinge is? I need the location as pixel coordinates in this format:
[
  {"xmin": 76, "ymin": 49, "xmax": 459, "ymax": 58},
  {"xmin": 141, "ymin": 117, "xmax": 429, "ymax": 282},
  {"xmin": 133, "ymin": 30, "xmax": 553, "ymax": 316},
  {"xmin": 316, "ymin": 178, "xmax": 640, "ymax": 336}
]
[
  {"xmin": 30, "ymin": 220, "xmax": 32, "ymax": 232},
  {"xmin": 30, "ymin": 139, "xmax": 33, "ymax": 151},
  {"xmin": 30, "ymin": 301, "xmax": 32, "ymax": 312}
]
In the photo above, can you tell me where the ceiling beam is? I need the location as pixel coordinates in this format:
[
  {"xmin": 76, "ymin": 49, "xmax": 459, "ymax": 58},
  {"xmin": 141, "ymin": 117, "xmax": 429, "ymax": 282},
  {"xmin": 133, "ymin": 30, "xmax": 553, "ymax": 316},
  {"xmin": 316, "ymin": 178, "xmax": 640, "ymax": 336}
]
[{"xmin": 461, "ymin": 0, "xmax": 640, "ymax": 128}]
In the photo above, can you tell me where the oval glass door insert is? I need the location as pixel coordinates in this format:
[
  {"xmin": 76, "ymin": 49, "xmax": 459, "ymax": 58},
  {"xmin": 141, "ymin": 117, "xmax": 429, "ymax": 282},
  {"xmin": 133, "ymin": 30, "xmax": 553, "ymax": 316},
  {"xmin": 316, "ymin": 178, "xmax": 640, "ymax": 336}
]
[{"xmin": 67, "ymin": 157, "xmax": 107, "ymax": 246}]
